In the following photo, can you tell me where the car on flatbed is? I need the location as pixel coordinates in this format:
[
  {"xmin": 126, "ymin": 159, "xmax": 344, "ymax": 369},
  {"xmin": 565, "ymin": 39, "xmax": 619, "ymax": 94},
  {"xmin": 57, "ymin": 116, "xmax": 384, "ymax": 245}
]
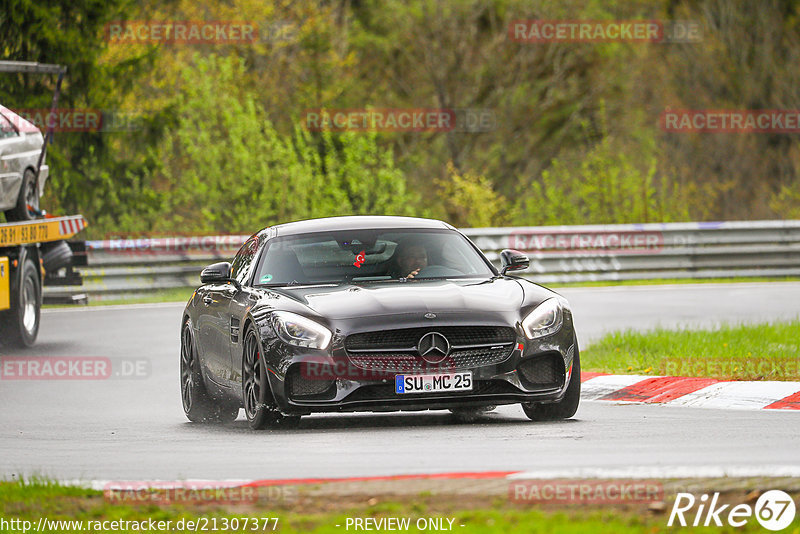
[{"xmin": 0, "ymin": 105, "xmax": 49, "ymax": 221}]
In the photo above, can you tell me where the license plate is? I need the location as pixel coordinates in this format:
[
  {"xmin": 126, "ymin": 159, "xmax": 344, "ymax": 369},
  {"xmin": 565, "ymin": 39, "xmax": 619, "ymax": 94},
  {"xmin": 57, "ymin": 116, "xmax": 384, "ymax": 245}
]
[{"xmin": 395, "ymin": 372, "xmax": 472, "ymax": 394}]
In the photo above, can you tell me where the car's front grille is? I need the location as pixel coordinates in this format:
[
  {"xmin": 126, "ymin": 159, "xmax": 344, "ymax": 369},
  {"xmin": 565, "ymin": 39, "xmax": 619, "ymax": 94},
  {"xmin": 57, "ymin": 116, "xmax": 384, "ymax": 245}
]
[
  {"xmin": 345, "ymin": 326, "xmax": 516, "ymax": 372},
  {"xmin": 286, "ymin": 366, "xmax": 335, "ymax": 399},
  {"xmin": 346, "ymin": 326, "xmax": 515, "ymax": 350},
  {"xmin": 345, "ymin": 380, "xmax": 521, "ymax": 403},
  {"xmin": 517, "ymin": 353, "xmax": 565, "ymax": 389},
  {"xmin": 346, "ymin": 353, "xmax": 419, "ymax": 372},
  {"xmin": 347, "ymin": 346, "xmax": 512, "ymax": 373}
]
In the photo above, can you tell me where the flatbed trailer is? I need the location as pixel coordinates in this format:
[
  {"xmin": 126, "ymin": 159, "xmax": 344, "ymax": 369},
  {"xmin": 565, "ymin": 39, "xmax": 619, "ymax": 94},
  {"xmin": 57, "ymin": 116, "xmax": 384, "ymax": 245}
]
[{"xmin": 0, "ymin": 215, "xmax": 87, "ymax": 347}]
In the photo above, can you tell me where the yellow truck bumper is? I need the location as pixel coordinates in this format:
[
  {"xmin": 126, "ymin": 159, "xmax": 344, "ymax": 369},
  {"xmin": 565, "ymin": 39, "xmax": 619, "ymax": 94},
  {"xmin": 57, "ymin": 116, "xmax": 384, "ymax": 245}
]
[
  {"xmin": 0, "ymin": 256, "xmax": 9, "ymax": 311},
  {"xmin": 0, "ymin": 215, "xmax": 87, "ymax": 247}
]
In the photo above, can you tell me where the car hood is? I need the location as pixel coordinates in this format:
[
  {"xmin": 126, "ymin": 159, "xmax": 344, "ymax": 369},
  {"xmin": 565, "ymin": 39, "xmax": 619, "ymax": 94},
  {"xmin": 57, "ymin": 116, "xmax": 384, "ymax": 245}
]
[{"xmin": 264, "ymin": 277, "xmax": 555, "ymax": 323}]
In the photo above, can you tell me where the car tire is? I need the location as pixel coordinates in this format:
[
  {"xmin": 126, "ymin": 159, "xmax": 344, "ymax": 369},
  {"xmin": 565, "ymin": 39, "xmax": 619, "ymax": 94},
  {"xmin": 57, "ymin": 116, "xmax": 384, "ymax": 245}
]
[
  {"xmin": 180, "ymin": 319, "xmax": 239, "ymax": 424},
  {"xmin": 41, "ymin": 241, "xmax": 73, "ymax": 273},
  {"xmin": 5, "ymin": 168, "xmax": 39, "ymax": 222},
  {"xmin": 521, "ymin": 342, "xmax": 581, "ymax": 421},
  {"xmin": 242, "ymin": 324, "xmax": 301, "ymax": 430},
  {"xmin": 0, "ymin": 258, "xmax": 40, "ymax": 348}
]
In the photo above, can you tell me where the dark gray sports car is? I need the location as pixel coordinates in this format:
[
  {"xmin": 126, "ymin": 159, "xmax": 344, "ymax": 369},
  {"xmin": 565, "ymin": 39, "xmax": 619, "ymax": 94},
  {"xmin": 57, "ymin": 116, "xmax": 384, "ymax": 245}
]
[{"xmin": 180, "ymin": 216, "xmax": 580, "ymax": 429}]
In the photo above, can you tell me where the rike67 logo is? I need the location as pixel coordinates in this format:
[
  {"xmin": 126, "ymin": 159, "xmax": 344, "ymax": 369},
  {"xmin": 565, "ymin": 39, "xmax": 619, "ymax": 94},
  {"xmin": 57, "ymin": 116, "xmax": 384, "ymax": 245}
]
[{"xmin": 669, "ymin": 490, "xmax": 796, "ymax": 530}]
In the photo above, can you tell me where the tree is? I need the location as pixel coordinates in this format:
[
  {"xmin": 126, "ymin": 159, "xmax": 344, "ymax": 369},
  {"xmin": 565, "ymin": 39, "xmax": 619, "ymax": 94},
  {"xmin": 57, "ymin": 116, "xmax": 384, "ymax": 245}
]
[{"xmin": 150, "ymin": 53, "xmax": 422, "ymax": 234}]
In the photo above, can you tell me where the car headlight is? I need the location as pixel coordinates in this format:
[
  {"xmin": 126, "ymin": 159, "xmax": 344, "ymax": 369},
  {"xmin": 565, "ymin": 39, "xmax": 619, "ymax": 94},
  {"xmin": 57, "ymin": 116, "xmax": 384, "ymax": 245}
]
[
  {"xmin": 521, "ymin": 298, "xmax": 563, "ymax": 339},
  {"xmin": 273, "ymin": 312, "xmax": 332, "ymax": 350}
]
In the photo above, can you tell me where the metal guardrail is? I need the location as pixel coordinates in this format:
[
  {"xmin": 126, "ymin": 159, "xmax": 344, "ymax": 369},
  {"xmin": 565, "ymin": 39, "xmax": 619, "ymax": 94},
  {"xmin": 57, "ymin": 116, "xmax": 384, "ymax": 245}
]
[{"xmin": 43, "ymin": 220, "xmax": 800, "ymax": 299}]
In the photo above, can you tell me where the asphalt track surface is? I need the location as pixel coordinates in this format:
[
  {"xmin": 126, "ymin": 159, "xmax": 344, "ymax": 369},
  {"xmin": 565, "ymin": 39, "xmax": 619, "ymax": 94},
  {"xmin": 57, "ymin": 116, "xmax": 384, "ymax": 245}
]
[{"xmin": 1, "ymin": 282, "xmax": 799, "ymax": 482}]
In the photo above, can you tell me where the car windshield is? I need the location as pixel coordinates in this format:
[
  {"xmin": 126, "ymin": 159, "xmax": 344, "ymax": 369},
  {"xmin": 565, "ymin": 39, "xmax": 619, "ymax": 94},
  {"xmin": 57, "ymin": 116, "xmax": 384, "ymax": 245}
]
[{"xmin": 253, "ymin": 229, "xmax": 495, "ymax": 286}]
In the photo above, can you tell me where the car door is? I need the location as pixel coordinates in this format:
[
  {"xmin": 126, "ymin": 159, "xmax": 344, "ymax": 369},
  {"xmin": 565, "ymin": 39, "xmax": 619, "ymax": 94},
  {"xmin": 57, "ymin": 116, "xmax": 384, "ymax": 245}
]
[
  {"xmin": 225, "ymin": 235, "xmax": 262, "ymax": 386},
  {"xmin": 197, "ymin": 280, "xmax": 238, "ymax": 385},
  {"xmin": 197, "ymin": 235, "xmax": 262, "ymax": 385}
]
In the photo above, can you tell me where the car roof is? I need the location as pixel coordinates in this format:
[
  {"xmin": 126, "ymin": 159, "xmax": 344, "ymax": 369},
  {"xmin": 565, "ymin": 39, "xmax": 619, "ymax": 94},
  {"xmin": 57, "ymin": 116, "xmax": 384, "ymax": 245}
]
[
  {"xmin": 0, "ymin": 105, "xmax": 42, "ymax": 134},
  {"xmin": 268, "ymin": 216, "xmax": 454, "ymax": 237}
]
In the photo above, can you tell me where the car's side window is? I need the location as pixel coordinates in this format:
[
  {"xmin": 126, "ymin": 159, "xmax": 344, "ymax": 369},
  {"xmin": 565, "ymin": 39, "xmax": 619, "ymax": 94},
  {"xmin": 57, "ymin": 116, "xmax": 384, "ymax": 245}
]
[
  {"xmin": 0, "ymin": 113, "xmax": 18, "ymax": 139},
  {"xmin": 231, "ymin": 236, "xmax": 260, "ymax": 285}
]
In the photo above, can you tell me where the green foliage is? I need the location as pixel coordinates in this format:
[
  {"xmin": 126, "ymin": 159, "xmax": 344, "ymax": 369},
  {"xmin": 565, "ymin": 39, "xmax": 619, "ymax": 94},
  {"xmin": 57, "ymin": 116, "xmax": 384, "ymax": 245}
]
[
  {"xmin": 770, "ymin": 182, "xmax": 800, "ymax": 219},
  {"xmin": 4, "ymin": 0, "xmax": 800, "ymax": 233},
  {"xmin": 0, "ymin": 0, "xmax": 141, "ymax": 109},
  {"xmin": 518, "ymin": 112, "xmax": 690, "ymax": 225},
  {"xmin": 437, "ymin": 162, "xmax": 511, "ymax": 228},
  {"xmin": 149, "ymin": 54, "xmax": 421, "ymax": 234}
]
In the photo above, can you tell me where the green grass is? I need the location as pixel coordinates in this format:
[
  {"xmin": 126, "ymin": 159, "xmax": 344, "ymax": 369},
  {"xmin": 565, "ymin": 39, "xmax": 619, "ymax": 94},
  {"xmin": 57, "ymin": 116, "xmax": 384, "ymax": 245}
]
[
  {"xmin": 44, "ymin": 288, "xmax": 194, "ymax": 308},
  {"xmin": 582, "ymin": 320, "xmax": 800, "ymax": 380},
  {"xmin": 0, "ymin": 480, "xmax": 776, "ymax": 534}
]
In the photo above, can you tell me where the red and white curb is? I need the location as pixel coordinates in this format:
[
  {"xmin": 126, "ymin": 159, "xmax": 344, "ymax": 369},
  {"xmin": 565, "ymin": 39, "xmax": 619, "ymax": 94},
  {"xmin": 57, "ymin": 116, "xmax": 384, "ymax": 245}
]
[
  {"xmin": 74, "ymin": 472, "xmax": 520, "ymax": 491},
  {"xmin": 71, "ymin": 466, "xmax": 800, "ymax": 491},
  {"xmin": 581, "ymin": 373, "xmax": 800, "ymax": 410}
]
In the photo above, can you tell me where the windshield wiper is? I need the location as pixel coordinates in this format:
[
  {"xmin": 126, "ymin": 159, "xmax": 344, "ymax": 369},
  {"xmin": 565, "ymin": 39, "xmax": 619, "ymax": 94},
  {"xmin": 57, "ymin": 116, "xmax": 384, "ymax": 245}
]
[{"xmin": 259, "ymin": 281, "xmax": 337, "ymax": 288}]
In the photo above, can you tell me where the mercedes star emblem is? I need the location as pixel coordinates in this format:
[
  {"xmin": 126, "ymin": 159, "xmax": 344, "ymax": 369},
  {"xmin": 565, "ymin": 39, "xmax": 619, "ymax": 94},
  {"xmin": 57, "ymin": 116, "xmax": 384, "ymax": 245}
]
[{"xmin": 417, "ymin": 332, "xmax": 450, "ymax": 363}]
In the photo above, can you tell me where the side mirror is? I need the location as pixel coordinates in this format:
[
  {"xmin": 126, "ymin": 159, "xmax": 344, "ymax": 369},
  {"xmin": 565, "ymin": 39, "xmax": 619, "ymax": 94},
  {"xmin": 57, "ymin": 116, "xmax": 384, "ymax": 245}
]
[
  {"xmin": 200, "ymin": 261, "xmax": 233, "ymax": 284},
  {"xmin": 500, "ymin": 249, "xmax": 530, "ymax": 275}
]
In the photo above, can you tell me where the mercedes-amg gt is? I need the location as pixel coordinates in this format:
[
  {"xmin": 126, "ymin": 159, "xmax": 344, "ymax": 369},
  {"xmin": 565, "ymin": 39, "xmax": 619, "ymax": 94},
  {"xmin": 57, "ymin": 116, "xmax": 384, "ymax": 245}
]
[{"xmin": 180, "ymin": 216, "xmax": 580, "ymax": 429}]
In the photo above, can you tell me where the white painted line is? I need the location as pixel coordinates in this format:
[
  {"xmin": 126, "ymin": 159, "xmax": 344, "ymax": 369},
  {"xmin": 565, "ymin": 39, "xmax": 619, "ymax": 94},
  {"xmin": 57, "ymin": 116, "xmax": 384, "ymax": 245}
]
[
  {"xmin": 558, "ymin": 282, "xmax": 800, "ymax": 294},
  {"xmin": 666, "ymin": 381, "xmax": 800, "ymax": 410},
  {"xmin": 43, "ymin": 302, "xmax": 187, "ymax": 314},
  {"xmin": 509, "ymin": 465, "xmax": 800, "ymax": 479}
]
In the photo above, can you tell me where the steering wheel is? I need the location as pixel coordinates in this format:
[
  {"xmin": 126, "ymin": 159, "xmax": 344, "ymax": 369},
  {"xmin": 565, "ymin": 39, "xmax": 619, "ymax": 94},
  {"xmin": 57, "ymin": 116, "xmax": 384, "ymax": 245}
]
[{"xmin": 413, "ymin": 265, "xmax": 464, "ymax": 278}]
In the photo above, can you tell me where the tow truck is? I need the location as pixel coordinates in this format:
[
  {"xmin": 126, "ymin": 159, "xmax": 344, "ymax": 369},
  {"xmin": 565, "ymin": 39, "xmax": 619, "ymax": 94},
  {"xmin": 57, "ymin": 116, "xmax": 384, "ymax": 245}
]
[
  {"xmin": 1, "ymin": 61, "xmax": 87, "ymax": 348},
  {"xmin": 0, "ymin": 215, "xmax": 87, "ymax": 347}
]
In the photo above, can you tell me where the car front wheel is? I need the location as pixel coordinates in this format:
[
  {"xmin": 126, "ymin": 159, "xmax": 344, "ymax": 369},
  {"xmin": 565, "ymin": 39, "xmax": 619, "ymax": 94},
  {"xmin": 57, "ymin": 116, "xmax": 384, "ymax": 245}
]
[
  {"xmin": 521, "ymin": 345, "xmax": 581, "ymax": 421},
  {"xmin": 242, "ymin": 324, "xmax": 301, "ymax": 430}
]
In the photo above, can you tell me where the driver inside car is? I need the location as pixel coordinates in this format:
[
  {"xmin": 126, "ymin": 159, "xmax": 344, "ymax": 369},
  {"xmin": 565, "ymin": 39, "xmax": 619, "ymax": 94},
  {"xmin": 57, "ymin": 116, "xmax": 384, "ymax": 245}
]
[{"xmin": 389, "ymin": 240, "xmax": 429, "ymax": 279}]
